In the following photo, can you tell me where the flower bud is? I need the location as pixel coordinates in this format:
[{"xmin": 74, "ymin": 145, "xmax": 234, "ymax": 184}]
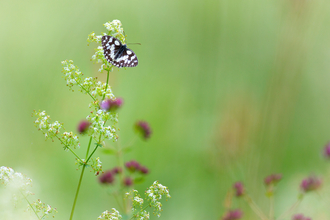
[
  {"xmin": 300, "ymin": 175, "xmax": 322, "ymax": 193},
  {"xmin": 100, "ymin": 98, "xmax": 123, "ymax": 112},
  {"xmin": 292, "ymin": 214, "xmax": 311, "ymax": 220},
  {"xmin": 264, "ymin": 173, "xmax": 282, "ymax": 186},
  {"xmin": 99, "ymin": 171, "xmax": 114, "ymax": 184},
  {"xmin": 135, "ymin": 121, "xmax": 152, "ymax": 140},
  {"xmin": 125, "ymin": 160, "xmax": 141, "ymax": 173},
  {"xmin": 123, "ymin": 177, "xmax": 133, "ymax": 187},
  {"xmin": 139, "ymin": 166, "xmax": 149, "ymax": 174},
  {"xmin": 323, "ymin": 142, "xmax": 330, "ymax": 159},
  {"xmin": 77, "ymin": 120, "xmax": 91, "ymax": 134},
  {"xmin": 222, "ymin": 209, "xmax": 243, "ymax": 220},
  {"xmin": 233, "ymin": 182, "xmax": 244, "ymax": 197}
]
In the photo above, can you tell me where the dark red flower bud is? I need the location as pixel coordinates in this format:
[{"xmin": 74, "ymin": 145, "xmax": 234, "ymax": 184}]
[
  {"xmin": 99, "ymin": 171, "xmax": 115, "ymax": 184},
  {"xmin": 135, "ymin": 121, "xmax": 152, "ymax": 140},
  {"xmin": 77, "ymin": 120, "xmax": 91, "ymax": 134}
]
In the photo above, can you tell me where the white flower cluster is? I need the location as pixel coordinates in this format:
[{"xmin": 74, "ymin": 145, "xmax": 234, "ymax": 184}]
[
  {"xmin": 0, "ymin": 166, "xmax": 32, "ymax": 196},
  {"xmin": 97, "ymin": 208, "xmax": 122, "ymax": 220},
  {"xmin": 135, "ymin": 210, "xmax": 150, "ymax": 220},
  {"xmin": 61, "ymin": 131, "xmax": 80, "ymax": 149},
  {"xmin": 145, "ymin": 181, "xmax": 171, "ymax": 218},
  {"xmin": 90, "ymin": 157, "xmax": 103, "ymax": 175},
  {"xmin": 33, "ymin": 110, "xmax": 80, "ymax": 149},
  {"xmin": 0, "ymin": 167, "xmax": 57, "ymax": 219},
  {"xmin": 61, "ymin": 59, "xmax": 84, "ymax": 90},
  {"xmin": 87, "ymin": 20, "xmax": 126, "ymax": 72},
  {"xmin": 86, "ymin": 109, "xmax": 118, "ymax": 143},
  {"xmin": 103, "ymin": 20, "xmax": 126, "ymax": 43},
  {"xmin": 27, "ymin": 199, "xmax": 57, "ymax": 218},
  {"xmin": 61, "ymin": 60, "xmax": 116, "ymax": 106}
]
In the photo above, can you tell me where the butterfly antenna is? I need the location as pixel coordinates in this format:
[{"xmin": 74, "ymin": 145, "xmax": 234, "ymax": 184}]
[{"xmin": 127, "ymin": 43, "xmax": 141, "ymax": 45}]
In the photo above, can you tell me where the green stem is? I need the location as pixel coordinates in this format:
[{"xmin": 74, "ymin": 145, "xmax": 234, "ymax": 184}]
[
  {"xmin": 55, "ymin": 135, "xmax": 83, "ymax": 162},
  {"xmin": 69, "ymin": 165, "xmax": 86, "ymax": 220},
  {"xmin": 86, "ymin": 144, "xmax": 99, "ymax": 163},
  {"xmin": 76, "ymin": 82, "xmax": 96, "ymax": 102},
  {"xmin": 85, "ymin": 137, "xmax": 93, "ymax": 159},
  {"xmin": 102, "ymin": 70, "xmax": 110, "ymax": 100},
  {"xmin": 269, "ymin": 196, "xmax": 274, "ymax": 220},
  {"xmin": 21, "ymin": 191, "xmax": 41, "ymax": 220},
  {"xmin": 69, "ymin": 136, "xmax": 93, "ymax": 220},
  {"xmin": 244, "ymin": 194, "xmax": 269, "ymax": 220},
  {"xmin": 276, "ymin": 194, "xmax": 304, "ymax": 220}
]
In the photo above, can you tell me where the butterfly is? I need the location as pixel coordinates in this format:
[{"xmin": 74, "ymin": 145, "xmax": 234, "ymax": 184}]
[{"xmin": 101, "ymin": 35, "xmax": 138, "ymax": 68}]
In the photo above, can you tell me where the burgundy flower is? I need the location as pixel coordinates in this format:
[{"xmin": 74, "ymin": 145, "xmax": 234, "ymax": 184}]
[
  {"xmin": 139, "ymin": 166, "xmax": 149, "ymax": 174},
  {"xmin": 125, "ymin": 160, "xmax": 141, "ymax": 173},
  {"xmin": 233, "ymin": 182, "xmax": 244, "ymax": 197},
  {"xmin": 77, "ymin": 120, "xmax": 91, "ymax": 134},
  {"xmin": 222, "ymin": 209, "xmax": 243, "ymax": 220},
  {"xmin": 135, "ymin": 121, "xmax": 152, "ymax": 140},
  {"xmin": 292, "ymin": 213, "xmax": 312, "ymax": 220},
  {"xmin": 323, "ymin": 142, "xmax": 330, "ymax": 159},
  {"xmin": 99, "ymin": 171, "xmax": 115, "ymax": 184},
  {"xmin": 264, "ymin": 173, "xmax": 282, "ymax": 186},
  {"xmin": 123, "ymin": 177, "xmax": 133, "ymax": 187},
  {"xmin": 111, "ymin": 167, "xmax": 122, "ymax": 174},
  {"xmin": 300, "ymin": 175, "xmax": 322, "ymax": 193},
  {"xmin": 100, "ymin": 98, "xmax": 123, "ymax": 112}
]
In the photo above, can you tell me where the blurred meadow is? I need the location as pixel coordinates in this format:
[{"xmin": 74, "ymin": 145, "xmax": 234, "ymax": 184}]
[{"xmin": 2, "ymin": 0, "xmax": 330, "ymax": 219}]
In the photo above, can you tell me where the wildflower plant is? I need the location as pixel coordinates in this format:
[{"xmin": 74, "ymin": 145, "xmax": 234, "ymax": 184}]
[
  {"xmin": 30, "ymin": 20, "xmax": 170, "ymax": 219},
  {"xmin": 0, "ymin": 166, "xmax": 57, "ymax": 219},
  {"xmin": 223, "ymin": 173, "xmax": 322, "ymax": 220}
]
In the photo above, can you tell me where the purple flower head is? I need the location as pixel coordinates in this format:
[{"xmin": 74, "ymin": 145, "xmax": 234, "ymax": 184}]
[
  {"xmin": 77, "ymin": 120, "xmax": 91, "ymax": 134},
  {"xmin": 139, "ymin": 166, "xmax": 149, "ymax": 174},
  {"xmin": 123, "ymin": 177, "xmax": 133, "ymax": 187},
  {"xmin": 125, "ymin": 160, "xmax": 141, "ymax": 173},
  {"xmin": 300, "ymin": 175, "xmax": 322, "ymax": 193},
  {"xmin": 100, "ymin": 98, "xmax": 123, "ymax": 112},
  {"xmin": 323, "ymin": 142, "xmax": 330, "ymax": 159},
  {"xmin": 99, "ymin": 171, "xmax": 115, "ymax": 184},
  {"xmin": 264, "ymin": 173, "xmax": 282, "ymax": 186},
  {"xmin": 222, "ymin": 209, "xmax": 243, "ymax": 220},
  {"xmin": 135, "ymin": 121, "xmax": 152, "ymax": 140},
  {"xmin": 111, "ymin": 167, "xmax": 122, "ymax": 174},
  {"xmin": 292, "ymin": 214, "xmax": 312, "ymax": 220},
  {"xmin": 233, "ymin": 182, "xmax": 244, "ymax": 197}
]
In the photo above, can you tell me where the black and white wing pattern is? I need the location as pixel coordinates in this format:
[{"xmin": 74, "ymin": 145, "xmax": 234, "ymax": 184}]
[{"xmin": 101, "ymin": 35, "xmax": 138, "ymax": 68}]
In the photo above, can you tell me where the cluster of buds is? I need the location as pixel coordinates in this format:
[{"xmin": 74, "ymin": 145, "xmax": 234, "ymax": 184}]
[
  {"xmin": 222, "ymin": 209, "xmax": 243, "ymax": 220},
  {"xmin": 292, "ymin": 214, "xmax": 312, "ymax": 220},
  {"xmin": 125, "ymin": 160, "xmax": 149, "ymax": 174},
  {"xmin": 135, "ymin": 121, "xmax": 152, "ymax": 140},
  {"xmin": 231, "ymin": 172, "xmax": 322, "ymax": 219},
  {"xmin": 100, "ymin": 98, "xmax": 123, "ymax": 112},
  {"xmin": 99, "ymin": 167, "xmax": 122, "ymax": 184}
]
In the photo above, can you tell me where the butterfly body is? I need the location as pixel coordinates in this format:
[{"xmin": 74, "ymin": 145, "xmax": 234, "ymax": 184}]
[{"xmin": 102, "ymin": 35, "xmax": 138, "ymax": 68}]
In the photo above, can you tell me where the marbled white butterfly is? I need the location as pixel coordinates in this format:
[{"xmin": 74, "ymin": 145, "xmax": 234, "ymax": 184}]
[{"xmin": 102, "ymin": 35, "xmax": 138, "ymax": 68}]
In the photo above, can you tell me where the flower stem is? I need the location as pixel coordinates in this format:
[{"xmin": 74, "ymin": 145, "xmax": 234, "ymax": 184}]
[
  {"xmin": 69, "ymin": 136, "xmax": 93, "ymax": 220},
  {"xmin": 102, "ymin": 70, "xmax": 110, "ymax": 100},
  {"xmin": 244, "ymin": 194, "xmax": 269, "ymax": 220},
  {"xmin": 276, "ymin": 194, "xmax": 304, "ymax": 220},
  {"xmin": 69, "ymin": 164, "xmax": 86, "ymax": 220},
  {"xmin": 269, "ymin": 196, "xmax": 274, "ymax": 220},
  {"xmin": 21, "ymin": 191, "xmax": 41, "ymax": 220}
]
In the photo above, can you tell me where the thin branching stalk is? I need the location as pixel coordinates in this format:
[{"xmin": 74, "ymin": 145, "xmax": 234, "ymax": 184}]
[
  {"xmin": 276, "ymin": 194, "xmax": 304, "ymax": 220},
  {"xmin": 244, "ymin": 194, "xmax": 269, "ymax": 220}
]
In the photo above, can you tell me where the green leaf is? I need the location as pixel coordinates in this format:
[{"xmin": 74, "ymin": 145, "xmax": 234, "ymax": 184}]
[
  {"xmin": 134, "ymin": 177, "xmax": 145, "ymax": 184},
  {"xmin": 101, "ymin": 148, "xmax": 117, "ymax": 155}
]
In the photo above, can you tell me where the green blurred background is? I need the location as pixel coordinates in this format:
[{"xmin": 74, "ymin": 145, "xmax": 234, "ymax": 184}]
[{"xmin": 1, "ymin": 0, "xmax": 330, "ymax": 219}]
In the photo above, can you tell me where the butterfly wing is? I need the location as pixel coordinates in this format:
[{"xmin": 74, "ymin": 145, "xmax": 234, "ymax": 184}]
[
  {"xmin": 102, "ymin": 35, "xmax": 138, "ymax": 68},
  {"xmin": 115, "ymin": 48, "xmax": 138, "ymax": 68}
]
